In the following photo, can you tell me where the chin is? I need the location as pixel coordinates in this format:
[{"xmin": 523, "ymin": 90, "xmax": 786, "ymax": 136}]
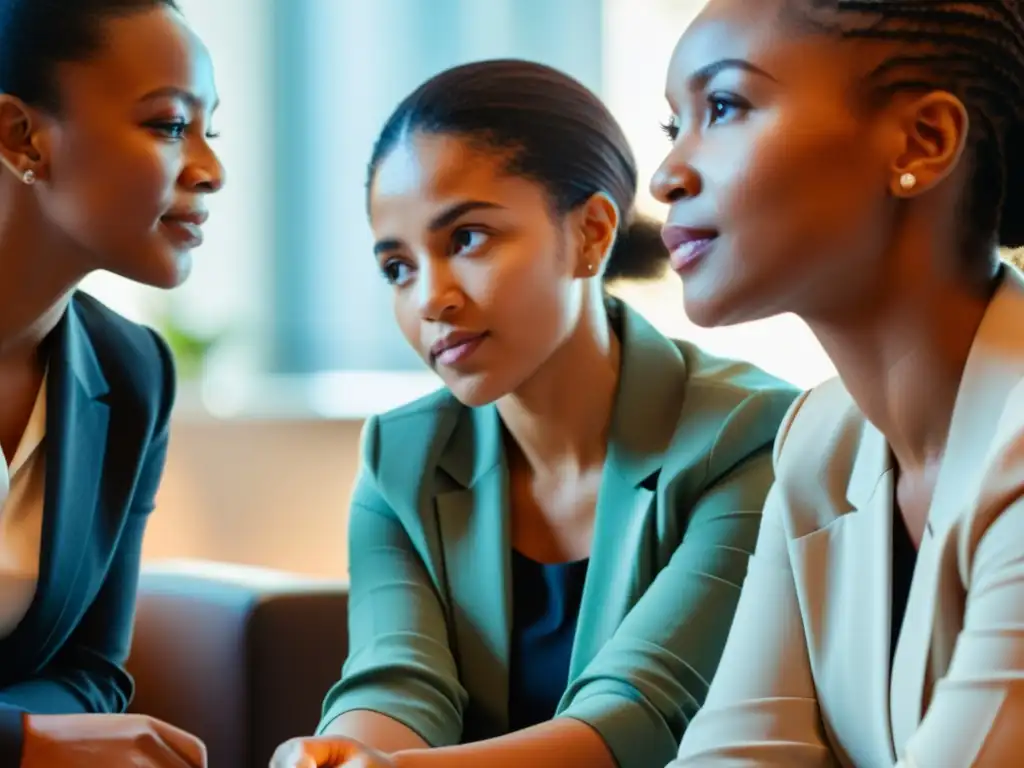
[
  {"xmin": 682, "ymin": 294, "xmax": 744, "ymax": 329},
  {"xmin": 444, "ymin": 372, "xmax": 510, "ymax": 408},
  {"xmin": 122, "ymin": 249, "xmax": 193, "ymax": 290},
  {"xmin": 681, "ymin": 279, "xmax": 777, "ymax": 329}
]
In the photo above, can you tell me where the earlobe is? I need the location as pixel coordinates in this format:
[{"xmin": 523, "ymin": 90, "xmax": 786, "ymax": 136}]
[
  {"xmin": 891, "ymin": 91, "xmax": 969, "ymax": 196},
  {"xmin": 0, "ymin": 96, "xmax": 44, "ymax": 184},
  {"xmin": 573, "ymin": 192, "xmax": 620, "ymax": 277}
]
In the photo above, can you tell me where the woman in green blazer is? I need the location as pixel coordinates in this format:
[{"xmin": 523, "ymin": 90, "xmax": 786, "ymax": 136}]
[{"xmin": 272, "ymin": 60, "xmax": 798, "ymax": 768}]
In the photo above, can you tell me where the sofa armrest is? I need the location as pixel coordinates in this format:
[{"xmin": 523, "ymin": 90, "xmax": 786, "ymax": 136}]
[{"xmin": 127, "ymin": 560, "xmax": 349, "ymax": 768}]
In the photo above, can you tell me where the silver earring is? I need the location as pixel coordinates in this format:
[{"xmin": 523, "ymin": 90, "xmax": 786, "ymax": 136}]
[
  {"xmin": 899, "ymin": 172, "xmax": 916, "ymax": 191},
  {"xmin": 22, "ymin": 169, "xmax": 35, "ymax": 185}
]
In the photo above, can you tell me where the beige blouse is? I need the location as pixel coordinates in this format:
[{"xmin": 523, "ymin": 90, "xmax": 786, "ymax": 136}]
[{"xmin": 0, "ymin": 375, "xmax": 47, "ymax": 639}]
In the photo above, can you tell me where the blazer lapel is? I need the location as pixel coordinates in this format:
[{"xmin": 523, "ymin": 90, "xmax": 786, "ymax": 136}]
[
  {"xmin": 567, "ymin": 301, "xmax": 688, "ymax": 678},
  {"xmin": 33, "ymin": 300, "xmax": 110, "ymax": 650},
  {"xmin": 892, "ymin": 266, "xmax": 1024, "ymax": 750},
  {"xmin": 435, "ymin": 403, "xmax": 510, "ymax": 737},
  {"xmin": 825, "ymin": 421, "xmax": 898, "ymax": 765}
]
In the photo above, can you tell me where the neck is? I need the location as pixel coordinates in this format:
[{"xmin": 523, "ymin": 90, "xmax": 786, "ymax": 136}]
[
  {"xmin": 807, "ymin": 262, "xmax": 997, "ymax": 472},
  {"xmin": 497, "ymin": 290, "xmax": 620, "ymax": 475},
  {"xmin": 0, "ymin": 189, "xmax": 83, "ymax": 363}
]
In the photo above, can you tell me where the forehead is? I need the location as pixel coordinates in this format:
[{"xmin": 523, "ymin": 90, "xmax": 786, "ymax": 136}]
[
  {"xmin": 370, "ymin": 133, "xmax": 549, "ymax": 222},
  {"xmin": 668, "ymin": 0, "xmax": 863, "ymax": 98},
  {"xmin": 57, "ymin": 6, "xmax": 216, "ymax": 106}
]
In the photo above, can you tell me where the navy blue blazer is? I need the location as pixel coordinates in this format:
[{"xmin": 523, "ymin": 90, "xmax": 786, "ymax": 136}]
[{"xmin": 0, "ymin": 292, "xmax": 175, "ymax": 766}]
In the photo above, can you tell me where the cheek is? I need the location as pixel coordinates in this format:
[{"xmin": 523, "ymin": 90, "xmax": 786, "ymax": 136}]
[
  {"xmin": 712, "ymin": 112, "xmax": 882, "ymax": 251},
  {"xmin": 52, "ymin": 127, "xmax": 178, "ymax": 227},
  {"xmin": 485, "ymin": 240, "xmax": 574, "ymax": 347}
]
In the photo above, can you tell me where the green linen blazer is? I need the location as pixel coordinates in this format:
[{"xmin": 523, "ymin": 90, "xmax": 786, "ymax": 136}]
[{"xmin": 318, "ymin": 300, "xmax": 799, "ymax": 768}]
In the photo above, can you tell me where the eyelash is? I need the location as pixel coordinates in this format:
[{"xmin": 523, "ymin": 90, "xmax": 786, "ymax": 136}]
[
  {"xmin": 661, "ymin": 93, "xmax": 750, "ymax": 141},
  {"xmin": 147, "ymin": 119, "xmax": 220, "ymax": 141},
  {"xmin": 381, "ymin": 260, "xmax": 410, "ymax": 285},
  {"xmin": 449, "ymin": 227, "xmax": 489, "ymax": 256},
  {"xmin": 379, "ymin": 227, "xmax": 492, "ymax": 286}
]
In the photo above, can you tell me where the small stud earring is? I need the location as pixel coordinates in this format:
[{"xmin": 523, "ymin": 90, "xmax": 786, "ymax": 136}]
[
  {"xmin": 586, "ymin": 262, "xmax": 594, "ymax": 273},
  {"xmin": 22, "ymin": 169, "xmax": 35, "ymax": 185},
  {"xmin": 899, "ymin": 172, "xmax": 916, "ymax": 191}
]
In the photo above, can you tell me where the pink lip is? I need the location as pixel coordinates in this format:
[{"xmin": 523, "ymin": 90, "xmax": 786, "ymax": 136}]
[
  {"xmin": 431, "ymin": 331, "xmax": 488, "ymax": 367},
  {"xmin": 661, "ymin": 225, "xmax": 719, "ymax": 274},
  {"xmin": 160, "ymin": 219, "xmax": 204, "ymax": 249},
  {"xmin": 164, "ymin": 209, "xmax": 209, "ymax": 226}
]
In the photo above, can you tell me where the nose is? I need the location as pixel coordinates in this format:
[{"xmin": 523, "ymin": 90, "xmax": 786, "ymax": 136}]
[
  {"xmin": 650, "ymin": 147, "xmax": 702, "ymax": 204},
  {"xmin": 417, "ymin": 257, "xmax": 464, "ymax": 321},
  {"xmin": 183, "ymin": 138, "xmax": 226, "ymax": 194}
]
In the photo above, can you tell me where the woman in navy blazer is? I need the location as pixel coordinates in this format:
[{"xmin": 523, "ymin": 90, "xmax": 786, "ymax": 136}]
[{"xmin": 0, "ymin": 1, "xmax": 223, "ymax": 766}]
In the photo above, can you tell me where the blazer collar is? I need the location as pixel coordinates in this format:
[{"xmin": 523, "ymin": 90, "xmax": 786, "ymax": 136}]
[
  {"xmin": 888, "ymin": 265, "xmax": 1024, "ymax": 749},
  {"xmin": 844, "ymin": 265, "xmax": 1024, "ymax": 512},
  {"xmin": 438, "ymin": 298, "xmax": 688, "ymax": 490},
  {"xmin": 52, "ymin": 298, "xmax": 110, "ymax": 401},
  {"xmin": 0, "ymin": 298, "xmax": 111, "ymax": 671},
  {"xmin": 928, "ymin": 264, "xmax": 1024, "ymax": 532}
]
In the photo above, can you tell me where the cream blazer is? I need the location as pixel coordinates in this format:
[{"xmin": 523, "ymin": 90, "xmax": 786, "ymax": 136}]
[{"xmin": 672, "ymin": 265, "xmax": 1024, "ymax": 767}]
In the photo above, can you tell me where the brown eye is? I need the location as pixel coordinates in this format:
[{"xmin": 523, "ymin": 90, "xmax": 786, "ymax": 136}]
[
  {"xmin": 450, "ymin": 228, "xmax": 489, "ymax": 255},
  {"xmin": 706, "ymin": 93, "xmax": 750, "ymax": 126},
  {"xmin": 382, "ymin": 259, "xmax": 413, "ymax": 286}
]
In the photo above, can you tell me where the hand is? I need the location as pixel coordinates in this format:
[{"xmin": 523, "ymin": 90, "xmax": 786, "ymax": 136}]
[
  {"xmin": 271, "ymin": 736, "xmax": 397, "ymax": 768},
  {"xmin": 21, "ymin": 713, "xmax": 207, "ymax": 768}
]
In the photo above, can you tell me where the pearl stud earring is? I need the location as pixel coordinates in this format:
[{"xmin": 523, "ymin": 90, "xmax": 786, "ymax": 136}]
[{"xmin": 899, "ymin": 172, "xmax": 916, "ymax": 191}]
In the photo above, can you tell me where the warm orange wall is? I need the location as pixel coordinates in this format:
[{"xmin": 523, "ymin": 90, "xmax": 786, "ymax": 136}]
[{"xmin": 143, "ymin": 417, "xmax": 365, "ymax": 579}]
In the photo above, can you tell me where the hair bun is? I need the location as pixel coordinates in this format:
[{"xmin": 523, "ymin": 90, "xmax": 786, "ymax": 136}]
[{"xmin": 603, "ymin": 216, "xmax": 668, "ymax": 282}]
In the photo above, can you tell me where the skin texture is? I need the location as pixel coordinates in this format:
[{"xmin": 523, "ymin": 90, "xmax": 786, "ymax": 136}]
[
  {"xmin": 0, "ymin": 4, "xmax": 225, "ymax": 293},
  {"xmin": 651, "ymin": 0, "xmax": 995, "ymax": 530},
  {"xmin": 369, "ymin": 132, "xmax": 616, "ymax": 408}
]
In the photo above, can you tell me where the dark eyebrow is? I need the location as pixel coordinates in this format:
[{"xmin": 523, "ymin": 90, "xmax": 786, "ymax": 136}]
[
  {"xmin": 139, "ymin": 85, "xmax": 220, "ymax": 112},
  {"xmin": 372, "ymin": 200, "xmax": 504, "ymax": 255},
  {"xmin": 688, "ymin": 58, "xmax": 777, "ymax": 90}
]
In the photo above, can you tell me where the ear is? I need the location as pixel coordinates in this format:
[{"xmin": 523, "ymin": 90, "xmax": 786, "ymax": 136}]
[
  {"xmin": 890, "ymin": 90, "xmax": 969, "ymax": 197},
  {"xmin": 0, "ymin": 95, "xmax": 45, "ymax": 183},
  {"xmin": 569, "ymin": 192, "xmax": 620, "ymax": 278}
]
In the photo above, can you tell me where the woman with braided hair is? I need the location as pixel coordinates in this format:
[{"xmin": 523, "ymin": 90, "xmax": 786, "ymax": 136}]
[{"xmin": 654, "ymin": 1, "xmax": 1024, "ymax": 766}]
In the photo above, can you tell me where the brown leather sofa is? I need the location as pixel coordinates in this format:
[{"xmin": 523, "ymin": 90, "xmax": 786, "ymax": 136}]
[{"xmin": 127, "ymin": 561, "xmax": 349, "ymax": 768}]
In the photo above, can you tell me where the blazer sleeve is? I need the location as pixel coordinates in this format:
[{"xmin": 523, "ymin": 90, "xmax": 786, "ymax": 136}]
[
  {"xmin": 669, "ymin": 390, "xmax": 837, "ymax": 767},
  {"xmin": 317, "ymin": 416, "xmax": 468, "ymax": 747},
  {"xmin": 557, "ymin": 393, "xmax": 794, "ymax": 768},
  {"xmin": 896, "ymin": 492, "xmax": 1024, "ymax": 764},
  {"xmin": 0, "ymin": 329, "xmax": 175, "ymax": 763}
]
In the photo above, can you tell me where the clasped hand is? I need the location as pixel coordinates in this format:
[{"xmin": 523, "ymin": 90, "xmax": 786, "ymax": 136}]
[
  {"xmin": 21, "ymin": 713, "xmax": 207, "ymax": 768},
  {"xmin": 270, "ymin": 736, "xmax": 398, "ymax": 768}
]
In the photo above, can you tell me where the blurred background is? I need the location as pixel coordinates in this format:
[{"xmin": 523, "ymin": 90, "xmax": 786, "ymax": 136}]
[{"xmin": 114, "ymin": 0, "xmax": 853, "ymax": 577}]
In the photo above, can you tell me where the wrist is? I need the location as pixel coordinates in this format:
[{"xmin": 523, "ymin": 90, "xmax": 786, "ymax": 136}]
[
  {"xmin": 391, "ymin": 748, "xmax": 431, "ymax": 768},
  {"xmin": 21, "ymin": 713, "xmax": 46, "ymax": 741}
]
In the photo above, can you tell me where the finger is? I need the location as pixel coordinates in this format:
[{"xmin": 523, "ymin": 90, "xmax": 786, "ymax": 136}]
[
  {"xmin": 134, "ymin": 731, "xmax": 196, "ymax": 768},
  {"xmin": 275, "ymin": 738, "xmax": 361, "ymax": 767},
  {"xmin": 148, "ymin": 720, "xmax": 207, "ymax": 767},
  {"xmin": 269, "ymin": 740, "xmax": 321, "ymax": 768}
]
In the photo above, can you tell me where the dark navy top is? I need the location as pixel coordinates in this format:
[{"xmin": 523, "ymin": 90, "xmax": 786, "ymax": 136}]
[
  {"xmin": 890, "ymin": 510, "xmax": 918, "ymax": 665},
  {"xmin": 507, "ymin": 550, "xmax": 590, "ymax": 731}
]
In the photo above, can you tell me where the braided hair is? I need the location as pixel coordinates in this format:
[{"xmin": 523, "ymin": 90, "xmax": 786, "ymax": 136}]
[{"xmin": 800, "ymin": 1, "xmax": 1024, "ymax": 251}]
